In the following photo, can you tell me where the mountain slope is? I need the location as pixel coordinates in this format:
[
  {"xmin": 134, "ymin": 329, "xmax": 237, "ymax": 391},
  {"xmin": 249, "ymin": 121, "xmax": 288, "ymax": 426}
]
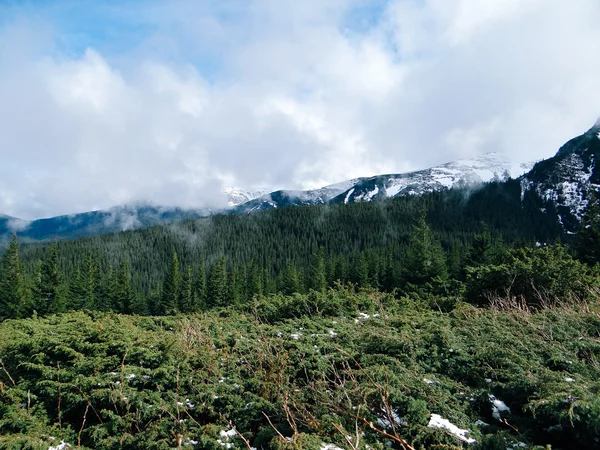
[
  {"xmin": 1, "ymin": 187, "xmax": 269, "ymax": 243},
  {"xmin": 7, "ymin": 205, "xmax": 211, "ymax": 243},
  {"xmin": 234, "ymin": 153, "xmax": 533, "ymax": 213},
  {"xmin": 521, "ymin": 121, "xmax": 600, "ymax": 232}
]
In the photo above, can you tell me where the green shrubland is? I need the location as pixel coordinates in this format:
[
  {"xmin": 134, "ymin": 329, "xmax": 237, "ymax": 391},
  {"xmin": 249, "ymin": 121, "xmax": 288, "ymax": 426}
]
[{"xmin": 1, "ymin": 285, "xmax": 599, "ymax": 449}]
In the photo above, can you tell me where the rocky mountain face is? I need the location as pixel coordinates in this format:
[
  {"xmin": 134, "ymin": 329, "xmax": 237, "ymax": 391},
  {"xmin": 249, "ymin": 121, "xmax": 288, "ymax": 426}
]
[
  {"xmin": 521, "ymin": 121, "xmax": 600, "ymax": 232},
  {"xmin": 224, "ymin": 187, "xmax": 273, "ymax": 207},
  {"xmin": 234, "ymin": 153, "xmax": 533, "ymax": 213}
]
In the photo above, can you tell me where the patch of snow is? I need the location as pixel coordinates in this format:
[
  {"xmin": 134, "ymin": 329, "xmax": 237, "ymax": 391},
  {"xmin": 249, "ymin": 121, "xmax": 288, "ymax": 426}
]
[
  {"xmin": 490, "ymin": 395, "xmax": 511, "ymax": 420},
  {"xmin": 220, "ymin": 429, "xmax": 237, "ymax": 438},
  {"xmin": 564, "ymin": 377, "xmax": 576, "ymax": 382},
  {"xmin": 126, "ymin": 374, "xmax": 136, "ymax": 380},
  {"xmin": 423, "ymin": 377, "xmax": 436, "ymax": 385},
  {"xmin": 48, "ymin": 441, "xmax": 71, "ymax": 450},
  {"xmin": 321, "ymin": 444, "xmax": 344, "ymax": 450},
  {"xmin": 365, "ymin": 185, "xmax": 379, "ymax": 200},
  {"xmin": 344, "ymin": 188, "xmax": 355, "ymax": 204},
  {"xmin": 290, "ymin": 333, "xmax": 301, "ymax": 340},
  {"xmin": 428, "ymin": 414, "xmax": 476, "ymax": 444}
]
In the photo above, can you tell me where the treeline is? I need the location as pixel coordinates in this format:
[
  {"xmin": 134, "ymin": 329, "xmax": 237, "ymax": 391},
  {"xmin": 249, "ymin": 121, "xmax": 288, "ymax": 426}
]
[{"xmin": 0, "ymin": 182, "xmax": 598, "ymax": 320}]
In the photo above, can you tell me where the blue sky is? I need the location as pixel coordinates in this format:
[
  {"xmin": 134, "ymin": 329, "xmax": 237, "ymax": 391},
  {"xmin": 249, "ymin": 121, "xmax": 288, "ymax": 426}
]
[
  {"xmin": 0, "ymin": 0, "xmax": 599, "ymax": 219},
  {"xmin": 0, "ymin": 0, "xmax": 391, "ymax": 81}
]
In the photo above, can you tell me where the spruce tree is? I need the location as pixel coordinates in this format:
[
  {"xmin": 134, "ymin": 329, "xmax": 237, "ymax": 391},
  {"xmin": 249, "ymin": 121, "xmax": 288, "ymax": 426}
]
[
  {"xmin": 68, "ymin": 267, "xmax": 86, "ymax": 311},
  {"xmin": 117, "ymin": 261, "xmax": 138, "ymax": 314},
  {"xmin": 280, "ymin": 263, "xmax": 300, "ymax": 295},
  {"xmin": 33, "ymin": 243, "xmax": 64, "ymax": 315},
  {"xmin": 207, "ymin": 256, "xmax": 227, "ymax": 307},
  {"xmin": 194, "ymin": 261, "xmax": 206, "ymax": 310},
  {"xmin": 403, "ymin": 212, "xmax": 447, "ymax": 284},
  {"xmin": 576, "ymin": 197, "xmax": 600, "ymax": 265},
  {"xmin": 159, "ymin": 252, "xmax": 180, "ymax": 315},
  {"xmin": 0, "ymin": 234, "xmax": 25, "ymax": 320},
  {"xmin": 82, "ymin": 251, "xmax": 98, "ymax": 310},
  {"xmin": 306, "ymin": 250, "xmax": 326, "ymax": 292},
  {"xmin": 178, "ymin": 266, "xmax": 194, "ymax": 313}
]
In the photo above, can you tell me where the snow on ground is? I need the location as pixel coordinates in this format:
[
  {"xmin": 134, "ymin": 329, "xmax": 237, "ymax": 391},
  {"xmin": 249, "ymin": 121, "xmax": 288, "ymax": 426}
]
[
  {"xmin": 490, "ymin": 395, "xmax": 511, "ymax": 419},
  {"xmin": 344, "ymin": 188, "xmax": 355, "ymax": 204},
  {"xmin": 321, "ymin": 444, "xmax": 344, "ymax": 450},
  {"xmin": 48, "ymin": 441, "xmax": 71, "ymax": 450},
  {"xmin": 428, "ymin": 414, "xmax": 476, "ymax": 444}
]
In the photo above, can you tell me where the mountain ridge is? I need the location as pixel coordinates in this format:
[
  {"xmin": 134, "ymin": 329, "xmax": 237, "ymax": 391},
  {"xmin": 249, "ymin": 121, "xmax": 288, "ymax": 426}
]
[{"xmin": 3, "ymin": 118, "xmax": 600, "ymax": 243}]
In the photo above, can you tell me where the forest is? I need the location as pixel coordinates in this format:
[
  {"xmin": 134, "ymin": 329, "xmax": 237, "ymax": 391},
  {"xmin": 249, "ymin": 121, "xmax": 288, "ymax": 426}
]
[{"xmin": 0, "ymin": 182, "xmax": 600, "ymax": 449}]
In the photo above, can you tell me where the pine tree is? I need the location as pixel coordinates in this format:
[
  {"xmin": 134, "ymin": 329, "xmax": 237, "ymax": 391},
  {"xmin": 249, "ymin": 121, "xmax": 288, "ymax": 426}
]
[
  {"xmin": 159, "ymin": 252, "xmax": 180, "ymax": 315},
  {"xmin": 0, "ymin": 234, "xmax": 25, "ymax": 320},
  {"xmin": 576, "ymin": 197, "xmax": 600, "ymax": 265},
  {"xmin": 306, "ymin": 250, "xmax": 326, "ymax": 292},
  {"xmin": 465, "ymin": 223, "xmax": 491, "ymax": 267},
  {"xmin": 227, "ymin": 265, "xmax": 242, "ymax": 306},
  {"xmin": 280, "ymin": 262, "xmax": 300, "ymax": 295},
  {"xmin": 350, "ymin": 253, "xmax": 369, "ymax": 287},
  {"xmin": 403, "ymin": 212, "xmax": 447, "ymax": 284},
  {"xmin": 117, "ymin": 261, "xmax": 138, "ymax": 314},
  {"xmin": 82, "ymin": 251, "xmax": 98, "ymax": 309},
  {"xmin": 33, "ymin": 243, "xmax": 64, "ymax": 315},
  {"xmin": 178, "ymin": 266, "xmax": 194, "ymax": 313},
  {"xmin": 207, "ymin": 256, "xmax": 227, "ymax": 307},
  {"xmin": 194, "ymin": 261, "xmax": 206, "ymax": 309}
]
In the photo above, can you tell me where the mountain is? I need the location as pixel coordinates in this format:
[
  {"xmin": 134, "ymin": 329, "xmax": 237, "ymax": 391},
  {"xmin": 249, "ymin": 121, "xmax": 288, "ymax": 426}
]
[
  {"xmin": 1, "ymin": 188, "xmax": 269, "ymax": 243},
  {"xmin": 224, "ymin": 187, "xmax": 274, "ymax": 207},
  {"xmin": 3, "ymin": 205, "xmax": 211, "ymax": 243},
  {"xmin": 521, "ymin": 120, "xmax": 600, "ymax": 233},
  {"xmin": 234, "ymin": 153, "xmax": 533, "ymax": 213},
  {"xmin": 4, "ymin": 121, "xmax": 599, "ymax": 243}
]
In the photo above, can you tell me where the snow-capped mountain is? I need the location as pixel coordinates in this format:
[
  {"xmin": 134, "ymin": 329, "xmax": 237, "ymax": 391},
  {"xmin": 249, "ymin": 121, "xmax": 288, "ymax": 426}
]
[
  {"xmin": 234, "ymin": 153, "xmax": 533, "ymax": 213},
  {"xmin": 333, "ymin": 153, "xmax": 533, "ymax": 204},
  {"xmin": 224, "ymin": 187, "xmax": 274, "ymax": 207},
  {"xmin": 3, "ymin": 120, "xmax": 599, "ymax": 243},
  {"xmin": 521, "ymin": 120, "xmax": 600, "ymax": 232}
]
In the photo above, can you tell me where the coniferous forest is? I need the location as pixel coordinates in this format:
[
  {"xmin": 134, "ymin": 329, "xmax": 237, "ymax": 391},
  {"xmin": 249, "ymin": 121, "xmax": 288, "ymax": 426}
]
[{"xmin": 1, "ymin": 182, "xmax": 600, "ymax": 449}]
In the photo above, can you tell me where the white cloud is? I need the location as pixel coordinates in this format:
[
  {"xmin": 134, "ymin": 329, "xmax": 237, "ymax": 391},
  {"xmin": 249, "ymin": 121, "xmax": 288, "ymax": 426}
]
[{"xmin": 0, "ymin": 0, "xmax": 599, "ymax": 219}]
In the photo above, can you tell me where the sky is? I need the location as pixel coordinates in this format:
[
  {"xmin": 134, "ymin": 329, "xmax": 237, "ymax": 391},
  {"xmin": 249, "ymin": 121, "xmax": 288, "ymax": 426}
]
[{"xmin": 1, "ymin": 0, "xmax": 600, "ymax": 220}]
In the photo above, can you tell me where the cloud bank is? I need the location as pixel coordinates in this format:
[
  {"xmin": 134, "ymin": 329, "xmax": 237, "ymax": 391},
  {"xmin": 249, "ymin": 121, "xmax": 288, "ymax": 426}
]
[{"xmin": 1, "ymin": 0, "xmax": 599, "ymax": 219}]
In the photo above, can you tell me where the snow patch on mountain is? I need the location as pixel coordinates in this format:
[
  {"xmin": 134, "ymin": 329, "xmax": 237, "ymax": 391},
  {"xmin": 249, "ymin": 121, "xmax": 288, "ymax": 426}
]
[
  {"xmin": 224, "ymin": 187, "xmax": 273, "ymax": 207},
  {"xmin": 342, "ymin": 153, "xmax": 534, "ymax": 204}
]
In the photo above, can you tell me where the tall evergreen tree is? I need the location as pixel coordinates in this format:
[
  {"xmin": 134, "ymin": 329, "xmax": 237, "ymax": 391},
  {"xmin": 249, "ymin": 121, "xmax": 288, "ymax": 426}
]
[
  {"xmin": 207, "ymin": 256, "xmax": 227, "ymax": 307},
  {"xmin": 82, "ymin": 251, "xmax": 99, "ymax": 310},
  {"xmin": 117, "ymin": 261, "xmax": 138, "ymax": 314},
  {"xmin": 403, "ymin": 212, "xmax": 447, "ymax": 284},
  {"xmin": 194, "ymin": 261, "xmax": 206, "ymax": 309},
  {"xmin": 280, "ymin": 262, "xmax": 300, "ymax": 295},
  {"xmin": 67, "ymin": 267, "xmax": 86, "ymax": 310},
  {"xmin": 576, "ymin": 197, "xmax": 600, "ymax": 265},
  {"xmin": 465, "ymin": 223, "xmax": 492, "ymax": 267},
  {"xmin": 178, "ymin": 266, "xmax": 194, "ymax": 313},
  {"xmin": 0, "ymin": 235, "xmax": 25, "ymax": 320},
  {"xmin": 306, "ymin": 250, "xmax": 326, "ymax": 292},
  {"xmin": 33, "ymin": 243, "xmax": 64, "ymax": 315},
  {"xmin": 159, "ymin": 252, "xmax": 180, "ymax": 315}
]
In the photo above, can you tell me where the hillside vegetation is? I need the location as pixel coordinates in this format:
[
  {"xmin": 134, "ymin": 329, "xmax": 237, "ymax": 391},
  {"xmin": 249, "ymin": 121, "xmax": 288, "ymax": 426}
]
[
  {"xmin": 0, "ymin": 186, "xmax": 599, "ymax": 449},
  {"xmin": 1, "ymin": 287, "xmax": 600, "ymax": 449}
]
